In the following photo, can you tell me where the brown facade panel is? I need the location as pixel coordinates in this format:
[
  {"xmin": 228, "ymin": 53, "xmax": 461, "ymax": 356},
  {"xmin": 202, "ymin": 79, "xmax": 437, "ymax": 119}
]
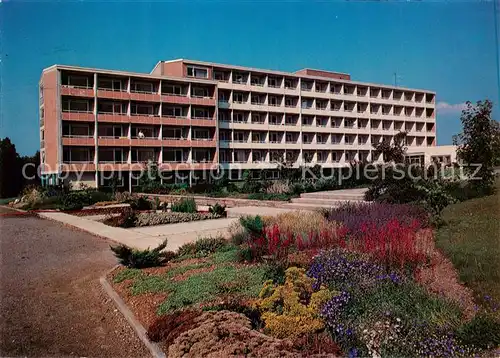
[
  {"xmin": 160, "ymin": 61, "xmax": 185, "ymax": 77},
  {"xmin": 62, "ymin": 137, "xmax": 95, "ymax": 146},
  {"xmin": 60, "ymin": 86, "xmax": 95, "ymax": 97},
  {"xmin": 294, "ymin": 68, "xmax": 350, "ymax": 81}
]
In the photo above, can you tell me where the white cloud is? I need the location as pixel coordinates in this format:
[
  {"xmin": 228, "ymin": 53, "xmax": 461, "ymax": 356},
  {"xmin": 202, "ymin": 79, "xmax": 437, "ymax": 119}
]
[{"xmin": 436, "ymin": 102, "xmax": 467, "ymax": 113}]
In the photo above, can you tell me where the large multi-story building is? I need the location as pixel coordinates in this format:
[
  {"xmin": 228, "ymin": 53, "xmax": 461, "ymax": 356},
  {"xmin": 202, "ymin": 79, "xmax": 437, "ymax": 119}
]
[{"xmin": 39, "ymin": 59, "xmax": 441, "ymax": 190}]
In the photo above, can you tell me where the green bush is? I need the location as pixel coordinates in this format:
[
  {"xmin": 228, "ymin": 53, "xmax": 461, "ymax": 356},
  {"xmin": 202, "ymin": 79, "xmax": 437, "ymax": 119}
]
[
  {"xmin": 171, "ymin": 197, "xmax": 197, "ymax": 213},
  {"xmin": 208, "ymin": 202, "xmax": 227, "ymax": 216},
  {"xmin": 456, "ymin": 313, "xmax": 500, "ymax": 349},
  {"xmin": 130, "ymin": 196, "xmax": 153, "ymax": 210},
  {"xmin": 57, "ymin": 191, "xmax": 90, "ymax": 211},
  {"xmin": 177, "ymin": 236, "xmax": 228, "ymax": 258},
  {"xmin": 110, "ymin": 239, "xmax": 175, "ymax": 268},
  {"xmin": 239, "ymin": 215, "xmax": 263, "ymax": 236}
]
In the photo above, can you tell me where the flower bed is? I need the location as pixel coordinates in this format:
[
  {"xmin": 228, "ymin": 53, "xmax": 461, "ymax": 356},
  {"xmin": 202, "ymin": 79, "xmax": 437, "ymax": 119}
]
[
  {"xmin": 107, "ymin": 201, "xmax": 500, "ymax": 357},
  {"xmin": 135, "ymin": 211, "xmax": 222, "ymax": 227}
]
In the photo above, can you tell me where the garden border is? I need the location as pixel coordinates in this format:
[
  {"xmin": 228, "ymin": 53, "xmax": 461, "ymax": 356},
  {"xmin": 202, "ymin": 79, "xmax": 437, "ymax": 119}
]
[{"xmin": 100, "ymin": 267, "xmax": 166, "ymax": 358}]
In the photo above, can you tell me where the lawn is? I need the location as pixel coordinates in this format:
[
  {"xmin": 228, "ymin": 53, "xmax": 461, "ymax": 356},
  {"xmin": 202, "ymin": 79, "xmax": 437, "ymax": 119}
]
[{"xmin": 436, "ymin": 185, "xmax": 500, "ymax": 310}]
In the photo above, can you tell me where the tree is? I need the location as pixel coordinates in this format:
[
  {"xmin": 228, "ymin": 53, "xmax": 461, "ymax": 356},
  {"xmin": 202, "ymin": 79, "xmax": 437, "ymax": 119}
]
[
  {"xmin": 373, "ymin": 131, "xmax": 408, "ymax": 164},
  {"xmin": 0, "ymin": 138, "xmax": 22, "ymax": 198},
  {"xmin": 454, "ymin": 100, "xmax": 500, "ymax": 192}
]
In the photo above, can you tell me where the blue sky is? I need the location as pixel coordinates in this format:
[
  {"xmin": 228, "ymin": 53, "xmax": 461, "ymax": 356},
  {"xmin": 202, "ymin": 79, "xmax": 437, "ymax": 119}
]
[{"xmin": 1, "ymin": 0, "xmax": 498, "ymax": 155}]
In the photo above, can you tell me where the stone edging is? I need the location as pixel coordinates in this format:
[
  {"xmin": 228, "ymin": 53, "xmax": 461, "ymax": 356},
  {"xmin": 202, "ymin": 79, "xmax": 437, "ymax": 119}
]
[{"xmin": 100, "ymin": 267, "xmax": 166, "ymax": 358}]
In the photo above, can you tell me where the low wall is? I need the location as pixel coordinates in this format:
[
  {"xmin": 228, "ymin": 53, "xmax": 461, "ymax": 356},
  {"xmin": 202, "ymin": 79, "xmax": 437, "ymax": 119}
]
[{"xmin": 140, "ymin": 193, "xmax": 288, "ymax": 208}]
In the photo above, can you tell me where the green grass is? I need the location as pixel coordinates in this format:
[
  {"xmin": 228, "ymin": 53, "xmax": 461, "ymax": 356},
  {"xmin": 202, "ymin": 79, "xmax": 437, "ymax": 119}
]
[
  {"xmin": 113, "ymin": 268, "xmax": 143, "ymax": 283},
  {"xmin": 157, "ymin": 265, "xmax": 267, "ymax": 314},
  {"xmin": 347, "ymin": 281, "xmax": 464, "ymax": 329},
  {"xmin": 210, "ymin": 245, "xmax": 240, "ymax": 264},
  {"xmin": 436, "ymin": 187, "xmax": 500, "ymax": 308}
]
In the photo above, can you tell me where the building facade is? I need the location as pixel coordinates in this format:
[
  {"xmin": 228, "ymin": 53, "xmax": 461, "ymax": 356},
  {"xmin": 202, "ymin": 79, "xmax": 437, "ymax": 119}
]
[{"xmin": 39, "ymin": 59, "xmax": 439, "ymax": 190}]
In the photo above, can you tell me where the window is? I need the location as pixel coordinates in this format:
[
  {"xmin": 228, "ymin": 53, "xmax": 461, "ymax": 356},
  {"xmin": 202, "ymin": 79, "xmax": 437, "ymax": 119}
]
[
  {"xmin": 234, "ymin": 112, "xmax": 245, "ymax": 123},
  {"xmin": 317, "ymin": 152, "xmax": 324, "ymax": 162},
  {"xmin": 164, "ymin": 150, "xmax": 184, "ymax": 162},
  {"xmin": 285, "ymin": 79, "xmax": 293, "ymax": 89},
  {"xmin": 63, "ymin": 99, "xmax": 90, "ymax": 112},
  {"xmin": 285, "ymin": 98, "xmax": 294, "ymax": 107},
  {"xmin": 132, "ymin": 81, "xmax": 154, "ymax": 93},
  {"xmin": 219, "ymin": 131, "xmax": 231, "ymax": 141},
  {"xmin": 163, "ymin": 128, "xmax": 185, "ymax": 139},
  {"xmin": 192, "ymin": 108, "xmax": 210, "ymax": 118},
  {"xmin": 265, "ymin": 170, "xmax": 279, "ymax": 179},
  {"xmin": 268, "ymin": 77, "xmax": 278, "ymax": 88},
  {"xmin": 270, "ymin": 133, "xmax": 280, "ymax": 143},
  {"xmin": 234, "ymin": 132, "xmax": 246, "ymax": 142},
  {"xmin": 286, "ymin": 116, "xmax": 295, "ymax": 125},
  {"xmin": 219, "ymin": 151, "xmax": 230, "ymax": 162},
  {"xmin": 252, "ymin": 113, "xmax": 263, "ymax": 123},
  {"xmin": 213, "ymin": 71, "xmax": 227, "ymax": 81},
  {"xmin": 233, "ymin": 93, "xmax": 245, "ymax": 103},
  {"xmin": 192, "ymin": 87, "xmax": 209, "ymax": 98},
  {"xmin": 269, "ymin": 115, "xmax": 280, "ymax": 125},
  {"xmin": 164, "ymin": 85, "xmax": 183, "ymax": 95},
  {"xmin": 193, "ymin": 129, "xmax": 210, "ymax": 140},
  {"xmin": 164, "ymin": 107, "xmax": 183, "ymax": 117},
  {"xmin": 100, "ymin": 148, "xmax": 124, "ymax": 163},
  {"xmin": 63, "ymin": 148, "xmax": 91, "ymax": 162},
  {"xmin": 68, "ymin": 75, "xmax": 90, "ymax": 88},
  {"xmin": 252, "ymin": 133, "xmax": 262, "ymax": 142},
  {"xmin": 187, "ymin": 66, "xmax": 208, "ymax": 79},
  {"xmin": 233, "ymin": 73, "xmax": 245, "ymax": 84},
  {"xmin": 192, "ymin": 150, "xmax": 211, "ymax": 162},
  {"xmin": 219, "ymin": 111, "xmax": 229, "ymax": 122},
  {"xmin": 269, "ymin": 96, "xmax": 279, "ymax": 106},
  {"xmin": 317, "ymin": 134, "xmax": 325, "ymax": 143},
  {"xmin": 286, "ymin": 133, "xmax": 294, "ymax": 143},
  {"xmin": 253, "ymin": 151, "xmax": 262, "ymax": 162},
  {"xmin": 100, "ymin": 78, "xmax": 123, "ymax": 91},
  {"xmin": 303, "ymin": 134, "xmax": 311, "ymax": 143},
  {"xmin": 132, "ymin": 103, "xmax": 154, "ymax": 115}
]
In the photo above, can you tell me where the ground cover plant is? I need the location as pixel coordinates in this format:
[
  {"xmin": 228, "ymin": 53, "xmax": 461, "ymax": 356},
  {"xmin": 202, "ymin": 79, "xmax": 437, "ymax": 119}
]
[{"xmin": 109, "ymin": 193, "xmax": 500, "ymax": 357}]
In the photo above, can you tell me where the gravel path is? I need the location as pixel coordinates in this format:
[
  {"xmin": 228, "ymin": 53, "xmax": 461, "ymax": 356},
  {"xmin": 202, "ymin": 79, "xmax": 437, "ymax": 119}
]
[{"xmin": 0, "ymin": 207, "xmax": 149, "ymax": 357}]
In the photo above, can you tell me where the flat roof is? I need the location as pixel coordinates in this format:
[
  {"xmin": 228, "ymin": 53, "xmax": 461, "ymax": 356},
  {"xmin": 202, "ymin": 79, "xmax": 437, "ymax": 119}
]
[
  {"xmin": 41, "ymin": 64, "xmax": 217, "ymax": 85},
  {"xmin": 158, "ymin": 58, "xmax": 436, "ymax": 94}
]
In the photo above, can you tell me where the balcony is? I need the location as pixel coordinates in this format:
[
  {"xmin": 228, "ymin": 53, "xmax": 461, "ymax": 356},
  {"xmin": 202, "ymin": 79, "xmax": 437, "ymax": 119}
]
[
  {"xmin": 191, "ymin": 138, "xmax": 217, "ymax": 148},
  {"xmin": 97, "ymin": 88, "xmax": 129, "ymax": 100},
  {"xmin": 129, "ymin": 89, "xmax": 160, "ymax": 102},
  {"xmin": 62, "ymin": 135, "xmax": 94, "ymax": 146},
  {"xmin": 61, "ymin": 85, "xmax": 94, "ymax": 98},
  {"xmin": 218, "ymin": 100, "xmax": 230, "ymax": 109},
  {"xmin": 98, "ymin": 137, "xmax": 130, "ymax": 146},
  {"xmin": 62, "ymin": 110, "xmax": 94, "ymax": 122},
  {"xmin": 98, "ymin": 112, "xmax": 129, "ymax": 123},
  {"xmin": 130, "ymin": 113, "xmax": 160, "ymax": 125}
]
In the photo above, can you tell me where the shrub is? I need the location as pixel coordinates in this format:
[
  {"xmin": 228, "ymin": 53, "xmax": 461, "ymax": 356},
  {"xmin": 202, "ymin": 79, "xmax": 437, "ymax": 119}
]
[
  {"xmin": 264, "ymin": 180, "xmax": 290, "ymax": 194},
  {"xmin": 130, "ymin": 196, "xmax": 152, "ymax": 210},
  {"xmin": 134, "ymin": 212, "xmax": 221, "ymax": 227},
  {"xmin": 325, "ymin": 201, "xmax": 430, "ymax": 231},
  {"xmin": 110, "ymin": 239, "xmax": 174, "ymax": 268},
  {"xmin": 103, "ymin": 207, "xmax": 137, "ymax": 228},
  {"xmin": 57, "ymin": 191, "xmax": 91, "ymax": 211},
  {"xmin": 170, "ymin": 197, "xmax": 197, "ymax": 213},
  {"xmin": 167, "ymin": 310, "xmax": 299, "ymax": 357},
  {"xmin": 146, "ymin": 309, "xmax": 201, "ymax": 344},
  {"xmin": 114, "ymin": 191, "xmax": 138, "ymax": 203},
  {"xmin": 176, "ymin": 236, "xmax": 228, "ymax": 258},
  {"xmin": 456, "ymin": 313, "xmax": 500, "ymax": 349},
  {"xmin": 228, "ymin": 220, "xmax": 249, "ymax": 246},
  {"xmin": 255, "ymin": 267, "xmax": 337, "ymax": 339},
  {"xmin": 239, "ymin": 215, "xmax": 263, "ymax": 237},
  {"xmin": 208, "ymin": 202, "xmax": 226, "ymax": 217},
  {"xmin": 262, "ymin": 211, "xmax": 339, "ymax": 237}
]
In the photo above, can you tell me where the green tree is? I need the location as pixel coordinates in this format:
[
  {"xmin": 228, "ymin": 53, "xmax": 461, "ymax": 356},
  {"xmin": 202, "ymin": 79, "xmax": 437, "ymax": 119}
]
[
  {"xmin": 0, "ymin": 137, "xmax": 22, "ymax": 198},
  {"xmin": 453, "ymin": 100, "xmax": 500, "ymax": 192},
  {"xmin": 373, "ymin": 131, "xmax": 408, "ymax": 164}
]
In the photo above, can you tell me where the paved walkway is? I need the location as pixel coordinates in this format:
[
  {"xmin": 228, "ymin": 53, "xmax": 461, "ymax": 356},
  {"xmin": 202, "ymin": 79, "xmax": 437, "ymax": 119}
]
[
  {"xmin": 0, "ymin": 207, "xmax": 149, "ymax": 357},
  {"xmin": 38, "ymin": 206, "xmax": 298, "ymax": 251}
]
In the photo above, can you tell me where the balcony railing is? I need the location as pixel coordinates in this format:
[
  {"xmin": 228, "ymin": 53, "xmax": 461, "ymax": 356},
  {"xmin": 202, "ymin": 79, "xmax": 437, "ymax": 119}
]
[
  {"xmin": 192, "ymin": 116, "xmax": 213, "ymax": 120},
  {"xmin": 62, "ymin": 109, "xmax": 93, "ymax": 114},
  {"xmin": 98, "ymin": 87, "xmax": 126, "ymax": 92},
  {"xmin": 131, "ymin": 113, "xmax": 159, "ymax": 117},
  {"xmin": 63, "ymin": 134, "xmax": 94, "ymax": 138},
  {"xmin": 162, "ymin": 92, "xmax": 187, "ymax": 97},
  {"xmin": 63, "ymin": 85, "xmax": 93, "ymax": 90},
  {"xmin": 130, "ymin": 89, "xmax": 157, "ymax": 94}
]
